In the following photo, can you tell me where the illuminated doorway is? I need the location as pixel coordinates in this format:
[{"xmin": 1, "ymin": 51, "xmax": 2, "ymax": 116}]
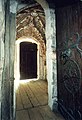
[
  {"xmin": 20, "ymin": 42, "xmax": 37, "ymax": 80},
  {"xmin": 15, "ymin": 38, "xmax": 39, "ymax": 85}
]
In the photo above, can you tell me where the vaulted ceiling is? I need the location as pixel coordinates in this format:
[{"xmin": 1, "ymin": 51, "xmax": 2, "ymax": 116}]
[{"xmin": 16, "ymin": 4, "xmax": 46, "ymax": 55}]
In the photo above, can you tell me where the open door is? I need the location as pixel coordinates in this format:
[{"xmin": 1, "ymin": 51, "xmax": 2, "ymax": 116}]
[
  {"xmin": 56, "ymin": 2, "xmax": 82, "ymax": 120},
  {"xmin": 20, "ymin": 42, "xmax": 37, "ymax": 79}
]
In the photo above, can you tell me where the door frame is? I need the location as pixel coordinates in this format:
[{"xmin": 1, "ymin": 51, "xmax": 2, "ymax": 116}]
[{"xmin": 15, "ymin": 37, "xmax": 39, "ymax": 84}]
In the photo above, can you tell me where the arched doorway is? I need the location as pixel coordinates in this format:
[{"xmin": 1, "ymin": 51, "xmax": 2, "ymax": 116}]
[
  {"xmin": 15, "ymin": 38, "xmax": 40, "ymax": 82},
  {"xmin": 20, "ymin": 42, "xmax": 37, "ymax": 79}
]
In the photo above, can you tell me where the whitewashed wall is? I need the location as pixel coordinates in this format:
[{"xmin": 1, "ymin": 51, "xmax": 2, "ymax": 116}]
[{"xmin": 35, "ymin": 0, "xmax": 57, "ymax": 110}]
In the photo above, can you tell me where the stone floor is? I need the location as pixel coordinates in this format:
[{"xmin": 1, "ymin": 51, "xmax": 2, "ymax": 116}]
[{"xmin": 16, "ymin": 80, "xmax": 65, "ymax": 120}]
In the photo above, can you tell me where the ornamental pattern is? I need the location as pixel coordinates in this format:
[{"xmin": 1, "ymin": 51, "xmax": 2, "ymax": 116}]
[{"xmin": 60, "ymin": 33, "xmax": 82, "ymax": 94}]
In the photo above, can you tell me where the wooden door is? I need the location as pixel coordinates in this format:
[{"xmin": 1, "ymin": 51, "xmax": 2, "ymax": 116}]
[
  {"xmin": 20, "ymin": 42, "xmax": 37, "ymax": 79},
  {"xmin": 56, "ymin": 2, "xmax": 82, "ymax": 120}
]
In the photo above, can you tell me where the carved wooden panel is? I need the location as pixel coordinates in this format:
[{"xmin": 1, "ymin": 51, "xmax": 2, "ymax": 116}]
[{"xmin": 56, "ymin": 2, "xmax": 82, "ymax": 120}]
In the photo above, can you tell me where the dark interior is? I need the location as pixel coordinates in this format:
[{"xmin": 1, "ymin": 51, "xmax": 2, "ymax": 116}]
[{"xmin": 20, "ymin": 42, "xmax": 37, "ymax": 80}]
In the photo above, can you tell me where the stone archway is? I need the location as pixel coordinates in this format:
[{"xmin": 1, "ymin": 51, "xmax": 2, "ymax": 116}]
[
  {"xmin": 0, "ymin": 0, "xmax": 57, "ymax": 119},
  {"xmin": 35, "ymin": 0, "xmax": 57, "ymax": 110}
]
